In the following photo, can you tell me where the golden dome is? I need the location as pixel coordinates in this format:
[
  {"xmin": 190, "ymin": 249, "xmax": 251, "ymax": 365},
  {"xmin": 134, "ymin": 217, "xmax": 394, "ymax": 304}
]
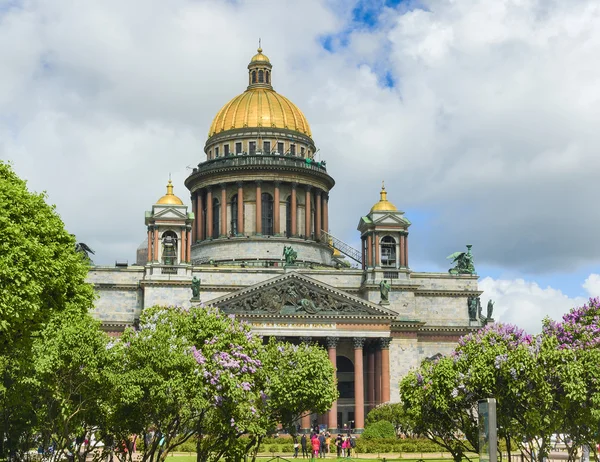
[
  {"xmin": 250, "ymin": 47, "xmax": 270, "ymax": 63},
  {"xmin": 208, "ymin": 88, "xmax": 312, "ymax": 138},
  {"xmin": 156, "ymin": 179, "xmax": 184, "ymax": 205},
  {"xmin": 370, "ymin": 182, "xmax": 398, "ymax": 213}
]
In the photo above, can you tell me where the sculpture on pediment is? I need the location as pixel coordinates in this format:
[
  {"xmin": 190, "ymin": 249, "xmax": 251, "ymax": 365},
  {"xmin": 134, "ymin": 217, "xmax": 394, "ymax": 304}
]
[
  {"xmin": 219, "ymin": 279, "xmax": 375, "ymax": 316},
  {"xmin": 448, "ymin": 244, "xmax": 476, "ymax": 275},
  {"xmin": 191, "ymin": 276, "xmax": 201, "ymax": 300},
  {"xmin": 283, "ymin": 245, "xmax": 297, "ymax": 265}
]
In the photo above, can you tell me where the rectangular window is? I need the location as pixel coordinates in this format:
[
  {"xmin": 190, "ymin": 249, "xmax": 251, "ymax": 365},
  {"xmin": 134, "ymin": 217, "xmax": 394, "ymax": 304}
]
[
  {"xmin": 263, "ymin": 141, "xmax": 271, "ymax": 154},
  {"xmin": 236, "ymin": 142, "xmax": 242, "ymax": 154},
  {"xmin": 249, "ymin": 141, "xmax": 256, "ymax": 155},
  {"xmin": 215, "ymin": 146, "xmax": 219, "ymax": 158},
  {"xmin": 301, "ymin": 146, "xmax": 305, "ymax": 157},
  {"xmin": 224, "ymin": 144, "xmax": 230, "ymax": 156},
  {"xmin": 290, "ymin": 144, "xmax": 296, "ymax": 155},
  {"xmin": 277, "ymin": 142, "xmax": 284, "ymax": 154},
  {"xmin": 209, "ymin": 150, "xmax": 212, "ymax": 159}
]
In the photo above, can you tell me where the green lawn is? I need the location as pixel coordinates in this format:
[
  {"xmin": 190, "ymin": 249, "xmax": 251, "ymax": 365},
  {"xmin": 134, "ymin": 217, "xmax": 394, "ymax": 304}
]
[{"xmin": 164, "ymin": 457, "xmax": 467, "ymax": 462}]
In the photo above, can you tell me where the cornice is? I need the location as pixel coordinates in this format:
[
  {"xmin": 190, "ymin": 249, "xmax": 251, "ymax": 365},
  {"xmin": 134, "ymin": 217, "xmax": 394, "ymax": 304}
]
[{"xmin": 415, "ymin": 290, "xmax": 483, "ymax": 297}]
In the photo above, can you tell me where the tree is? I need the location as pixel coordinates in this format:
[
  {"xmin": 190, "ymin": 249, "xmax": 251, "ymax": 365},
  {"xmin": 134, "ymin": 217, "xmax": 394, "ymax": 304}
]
[
  {"xmin": 109, "ymin": 306, "xmax": 266, "ymax": 462},
  {"xmin": 400, "ymin": 356, "xmax": 478, "ymax": 462},
  {"xmin": 362, "ymin": 420, "xmax": 396, "ymax": 439},
  {"xmin": 365, "ymin": 403, "xmax": 412, "ymax": 436},
  {"xmin": 0, "ymin": 161, "xmax": 95, "ymax": 353},
  {"xmin": 0, "ymin": 161, "xmax": 95, "ymax": 459},
  {"xmin": 30, "ymin": 312, "xmax": 113, "ymax": 462}
]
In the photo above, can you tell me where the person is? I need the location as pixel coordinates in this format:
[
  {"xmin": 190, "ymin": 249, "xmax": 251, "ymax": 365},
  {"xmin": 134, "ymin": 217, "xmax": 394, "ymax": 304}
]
[
  {"xmin": 349, "ymin": 436, "xmax": 356, "ymax": 457},
  {"xmin": 325, "ymin": 433, "xmax": 331, "ymax": 454},
  {"xmin": 311, "ymin": 434, "xmax": 320, "ymax": 460},
  {"xmin": 342, "ymin": 436, "xmax": 350, "ymax": 458},
  {"xmin": 301, "ymin": 434, "xmax": 308, "ymax": 458},
  {"xmin": 336, "ymin": 434, "xmax": 343, "ymax": 458},
  {"xmin": 318, "ymin": 432, "xmax": 326, "ymax": 458},
  {"xmin": 293, "ymin": 435, "xmax": 299, "ymax": 458}
]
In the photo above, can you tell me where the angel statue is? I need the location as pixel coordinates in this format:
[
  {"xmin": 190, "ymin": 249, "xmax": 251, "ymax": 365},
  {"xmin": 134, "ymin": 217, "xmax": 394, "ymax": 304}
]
[
  {"xmin": 74, "ymin": 241, "xmax": 95, "ymax": 264},
  {"xmin": 447, "ymin": 244, "xmax": 476, "ymax": 275}
]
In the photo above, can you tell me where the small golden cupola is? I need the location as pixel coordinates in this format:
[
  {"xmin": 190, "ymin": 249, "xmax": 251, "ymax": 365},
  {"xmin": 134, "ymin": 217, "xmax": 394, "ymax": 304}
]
[
  {"xmin": 156, "ymin": 179, "xmax": 184, "ymax": 206},
  {"xmin": 370, "ymin": 182, "xmax": 398, "ymax": 213},
  {"xmin": 247, "ymin": 44, "xmax": 273, "ymax": 90}
]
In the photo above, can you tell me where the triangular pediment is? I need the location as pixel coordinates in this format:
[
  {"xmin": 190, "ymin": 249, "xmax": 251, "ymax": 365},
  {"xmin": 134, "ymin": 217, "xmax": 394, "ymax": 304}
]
[
  {"xmin": 208, "ymin": 272, "xmax": 397, "ymax": 319},
  {"xmin": 152, "ymin": 207, "xmax": 188, "ymax": 220},
  {"xmin": 371, "ymin": 213, "xmax": 411, "ymax": 226}
]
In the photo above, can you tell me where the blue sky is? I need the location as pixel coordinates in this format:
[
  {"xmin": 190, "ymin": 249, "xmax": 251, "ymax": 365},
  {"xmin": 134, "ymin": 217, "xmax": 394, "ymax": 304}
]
[{"xmin": 1, "ymin": 0, "xmax": 599, "ymax": 332}]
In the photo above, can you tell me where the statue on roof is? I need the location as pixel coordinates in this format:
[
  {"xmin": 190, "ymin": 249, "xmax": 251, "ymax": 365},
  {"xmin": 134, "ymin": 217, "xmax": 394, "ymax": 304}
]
[
  {"xmin": 447, "ymin": 244, "xmax": 476, "ymax": 275},
  {"xmin": 486, "ymin": 299, "xmax": 494, "ymax": 320},
  {"xmin": 379, "ymin": 280, "xmax": 391, "ymax": 305},
  {"xmin": 191, "ymin": 276, "xmax": 201, "ymax": 300},
  {"xmin": 283, "ymin": 245, "xmax": 297, "ymax": 266}
]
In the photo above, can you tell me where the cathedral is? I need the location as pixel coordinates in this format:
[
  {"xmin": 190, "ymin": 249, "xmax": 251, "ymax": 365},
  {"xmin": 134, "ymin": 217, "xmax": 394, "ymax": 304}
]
[{"xmin": 88, "ymin": 47, "xmax": 483, "ymax": 434}]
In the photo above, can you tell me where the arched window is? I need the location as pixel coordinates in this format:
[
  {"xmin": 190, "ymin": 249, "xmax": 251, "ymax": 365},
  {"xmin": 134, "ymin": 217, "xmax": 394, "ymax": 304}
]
[
  {"xmin": 285, "ymin": 196, "xmax": 292, "ymax": 237},
  {"xmin": 381, "ymin": 235, "xmax": 397, "ymax": 267},
  {"xmin": 266, "ymin": 71, "xmax": 270, "ymax": 84},
  {"xmin": 261, "ymin": 192, "xmax": 273, "ymax": 235},
  {"xmin": 231, "ymin": 194, "xmax": 238, "ymax": 236},
  {"xmin": 258, "ymin": 70, "xmax": 264, "ymax": 83},
  {"xmin": 252, "ymin": 71, "xmax": 256, "ymax": 84},
  {"xmin": 212, "ymin": 198, "xmax": 220, "ymax": 238},
  {"xmin": 161, "ymin": 231, "xmax": 178, "ymax": 265},
  {"xmin": 336, "ymin": 356, "xmax": 355, "ymax": 399}
]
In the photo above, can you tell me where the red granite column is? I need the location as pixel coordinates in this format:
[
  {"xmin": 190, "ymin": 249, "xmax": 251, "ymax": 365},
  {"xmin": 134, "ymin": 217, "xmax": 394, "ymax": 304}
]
[
  {"xmin": 380, "ymin": 338, "xmax": 391, "ymax": 403},
  {"xmin": 400, "ymin": 234, "xmax": 405, "ymax": 267},
  {"xmin": 147, "ymin": 227, "xmax": 152, "ymax": 262},
  {"xmin": 220, "ymin": 184, "xmax": 227, "ymax": 237},
  {"xmin": 366, "ymin": 234, "xmax": 373, "ymax": 268},
  {"xmin": 374, "ymin": 345, "xmax": 382, "ymax": 405},
  {"xmin": 361, "ymin": 237, "xmax": 366, "ymax": 270},
  {"xmin": 237, "ymin": 182, "xmax": 244, "ymax": 236},
  {"xmin": 354, "ymin": 337, "xmax": 366, "ymax": 432},
  {"xmin": 197, "ymin": 191, "xmax": 204, "ymax": 241},
  {"xmin": 404, "ymin": 233, "xmax": 409, "ymax": 268},
  {"xmin": 255, "ymin": 181, "xmax": 262, "ymax": 235},
  {"xmin": 186, "ymin": 228, "xmax": 191, "ymax": 263},
  {"xmin": 206, "ymin": 188, "xmax": 213, "ymax": 239},
  {"xmin": 191, "ymin": 194, "xmax": 197, "ymax": 242},
  {"xmin": 323, "ymin": 193, "xmax": 329, "ymax": 234},
  {"xmin": 367, "ymin": 344, "xmax": 375, "ymax": 411},
  {"xmin": 274, "ymin": 181, "xmax": 281, "ymax": 235},
  {"xmin": 327, "ymin": 337, "xmax": 339, "ymax": 433},
  {"xmin": 291, "ymin": 183, "xmax": 297, "ymax": 236},
  {"xmin": 153, "ymin": 227, "xmax": 160, "ymax": 262},
  {"xmin": 304, "ymin": 186, "xmax": 312, "ymax": 238},
  {"xmin": 301, "ymin": 335, "xmax": 313, "ymax": 433},
  {"xmin": 315, "ymin": 190, "xmax": 322, "ymax": 240},
  {"xmin": 180, "ymin": 228, "xmax": 185, "ymax": 263}
]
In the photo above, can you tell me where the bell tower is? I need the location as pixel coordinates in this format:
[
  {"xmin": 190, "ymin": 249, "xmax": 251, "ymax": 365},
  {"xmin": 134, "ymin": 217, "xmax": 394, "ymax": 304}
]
[
  {"xmin": 144, "ymin": 179, "xmax": 194, "ymax": 277},
  {"xmin": 357, "ymin": 182, "xmax": 411, "ymax": 280}
]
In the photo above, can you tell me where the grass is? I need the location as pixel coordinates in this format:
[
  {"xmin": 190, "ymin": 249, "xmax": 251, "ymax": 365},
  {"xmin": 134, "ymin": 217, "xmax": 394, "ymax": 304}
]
[{"xmin": 164, "ymin": 457, "xmax": 469, "ymax": 462}]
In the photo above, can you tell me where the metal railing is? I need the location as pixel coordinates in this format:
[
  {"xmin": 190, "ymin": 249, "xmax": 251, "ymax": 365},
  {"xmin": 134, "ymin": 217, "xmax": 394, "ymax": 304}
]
[
  {"xmin": 192, "ymin": 154, "xmax": 328, "ymax": 175},
  {"xmin": 320, "ymin": 230, "xmax": 362, "ymax": 264}
]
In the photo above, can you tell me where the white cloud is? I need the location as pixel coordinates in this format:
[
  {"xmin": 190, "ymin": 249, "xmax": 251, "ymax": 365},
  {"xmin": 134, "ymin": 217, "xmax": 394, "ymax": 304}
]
[
  {"xmin": 0, "ymin": 0, "xmax": 599, "ymax": 282},
  {"xmin": 479, "ymin": 273, "xmax": 600, "ymax": 333}
]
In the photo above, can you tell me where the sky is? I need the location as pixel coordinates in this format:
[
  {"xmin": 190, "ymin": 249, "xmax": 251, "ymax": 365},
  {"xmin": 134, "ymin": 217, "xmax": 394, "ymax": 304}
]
[{"xmin": 1, "ymin": 0, "xmax": 600, "ymax": 333}]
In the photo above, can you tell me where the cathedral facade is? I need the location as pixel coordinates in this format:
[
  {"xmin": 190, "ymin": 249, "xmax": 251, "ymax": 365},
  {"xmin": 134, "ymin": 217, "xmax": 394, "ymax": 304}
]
[{"xmin": 88, "ymin": 48, "xmax": 483, "ymax": 434}]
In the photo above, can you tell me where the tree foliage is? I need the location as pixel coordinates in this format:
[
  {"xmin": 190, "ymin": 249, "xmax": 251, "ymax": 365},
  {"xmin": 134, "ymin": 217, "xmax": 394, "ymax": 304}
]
[
  {"xmin": 400, "ymin": 299, "xmax": 600, "ymax": 462},
  {"xmin": 365, "ymin": 402, "xmax": 411, "ymax": 436},
  {"xmin": 362, "ymin": 420, "xmax": 396, "ymax": 439}
]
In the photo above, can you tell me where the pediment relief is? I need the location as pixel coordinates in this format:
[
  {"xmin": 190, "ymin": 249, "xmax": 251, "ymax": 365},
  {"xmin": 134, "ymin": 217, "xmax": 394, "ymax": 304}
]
[{"xmin": 211, "ymin": 273, "xmax": 396, "ymax": 318}]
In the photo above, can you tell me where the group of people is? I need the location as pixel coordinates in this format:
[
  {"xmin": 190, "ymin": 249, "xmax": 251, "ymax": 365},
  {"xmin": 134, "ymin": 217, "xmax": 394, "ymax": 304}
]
[{"xmin": 293, "ymin": 432, "xmax": 356, "ymax": 459}]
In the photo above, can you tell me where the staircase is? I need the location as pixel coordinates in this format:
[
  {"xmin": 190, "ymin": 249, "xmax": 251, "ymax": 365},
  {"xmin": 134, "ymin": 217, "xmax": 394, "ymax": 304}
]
[{"xmin": 320, "ymin": 230, "xmax": 362, "ymax": 264}]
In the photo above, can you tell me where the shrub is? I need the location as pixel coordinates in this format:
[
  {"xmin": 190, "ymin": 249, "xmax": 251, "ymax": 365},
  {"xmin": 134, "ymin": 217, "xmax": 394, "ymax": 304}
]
[
  {"xmin": 281, "ymin": 443, "xmax": 294, "ymax": 452},
  {"xmin": 362, "ymin": 420, "xmax": 396, "ymax": 439}
]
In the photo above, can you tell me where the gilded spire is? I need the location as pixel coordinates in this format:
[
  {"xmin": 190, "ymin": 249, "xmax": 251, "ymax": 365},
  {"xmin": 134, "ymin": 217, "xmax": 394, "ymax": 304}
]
[
  {"xmin": 156, "ymin": 179, "xmax": 184, "ymax": 205},
  {"xmin": 370, "ymin": 180, "xmax": 398, "ymax": 213}
]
